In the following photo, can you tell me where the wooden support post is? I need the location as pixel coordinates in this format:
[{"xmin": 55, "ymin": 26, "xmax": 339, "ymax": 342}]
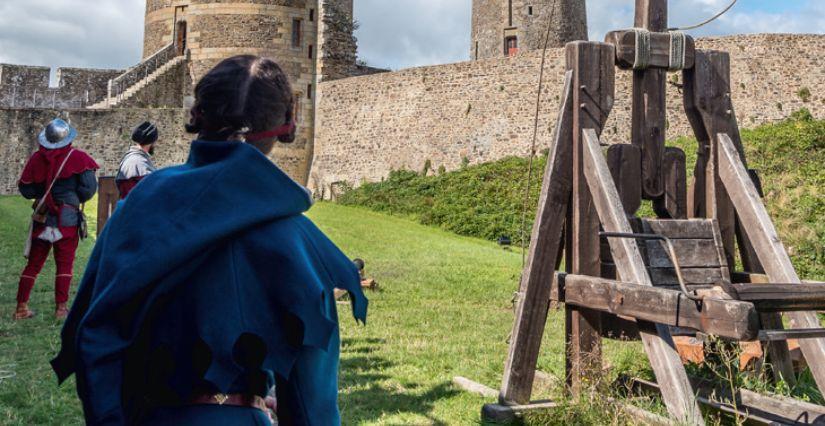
[
  {"xmin": 564, "ymin": 41, "xmax": 615, "ymax": 397},
  {"xmin": 499, "ymin": 70, "xmax": 575, "ymax": 405},
  {"xmin": 607, "ymin": 144, "xmax": 643, "ymax": 216},
  {"xmin": 718, "ymin": 133, "xmax": 825, "ymax": 395},
  {"xmin": 683, "ymin": 50, "xmax": 739, "ymax": 268},
  {"xmin": 632, "ymin": 0, "xmax": 667, "ymax": 199},
  {"xmin": 582, "ymin": 129, "xmax": 704, "ymax": 424}
]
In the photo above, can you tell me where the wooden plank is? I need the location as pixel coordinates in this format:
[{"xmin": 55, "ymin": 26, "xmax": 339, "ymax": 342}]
[
  {"xmin": 632, "ymin": 0, "xmax": 668, "ymax": 200},
  {"xmin": 582, "ymin": 128, "xmax": 704, "ymax": 424},
  {"xmin": 607, "ymin": 144, "xmax": 643, "ymax": 216},
  {"xmin": 733, "ymin": 272, "xmax": 825, "ymax": 285},
  {"xmin": 654, "ymin": 147, "xmax": 688, "ymax": 219},
  {"xmin": 563, "ymin": 273, "xmax": 759, "ymax": 340},
  {"xmin": 605, "ymin": 30, "xmax": 696, "ymax": 70},
  {"xmin": 643, "ymin": 219, "xmax": 715, "ymax": 240},
  {"xmin": 453, "ymin": 377, "xmax": 498, "ymax": 398},
  {"xmin": 648, "ymin": 267, "xmax": 726, "ymax": 287},
  {"xmin": 499, "ymin": 70, "xmax": 575, "ymax": 405},
  {"xmin": 718, "ymin": 132, "xmax": 825, "ymax": 394},
  {"xmin": 731, "ymin": 284, "xmax": 825, "ymax": 312},
  {"xmin": 564, "ymin": 41, "xmax": 615, "ymax": 397},
  {"xmin": 644, "ymin": 239, "xmax": 724, "ymax": 268}
]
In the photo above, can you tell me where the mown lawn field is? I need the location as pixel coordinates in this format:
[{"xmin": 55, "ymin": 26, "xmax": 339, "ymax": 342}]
[{"xmin": 0, "ymin": 196, "xmax": 656, "ymax": 425}]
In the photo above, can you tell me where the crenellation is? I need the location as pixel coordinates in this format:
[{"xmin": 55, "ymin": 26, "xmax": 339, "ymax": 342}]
[{"xmin": 0, "ymin": 64, "xmax": 123, "ymax": 109}]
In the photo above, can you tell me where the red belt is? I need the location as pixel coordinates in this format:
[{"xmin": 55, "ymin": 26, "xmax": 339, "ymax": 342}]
[{"xmin": 190, "ymin": 393, "xmax": 267, "ymax": 412}]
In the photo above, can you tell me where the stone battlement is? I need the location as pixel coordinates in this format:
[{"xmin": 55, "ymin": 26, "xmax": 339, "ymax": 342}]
[{"xmin": 0, "ymin": 64, "xmax": 123, "ymax": 109}]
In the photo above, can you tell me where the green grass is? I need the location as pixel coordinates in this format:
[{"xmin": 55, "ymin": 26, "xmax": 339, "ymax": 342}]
[
  {"xmin": 0, "ymin": 196, "xmax": 655, "ymax": 425},
  {"xmin": 339, "ymin": 111, "xmax": 825, "ymax": 281}
]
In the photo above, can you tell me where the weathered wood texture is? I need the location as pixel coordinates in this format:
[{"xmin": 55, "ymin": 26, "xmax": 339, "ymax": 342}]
[
  {"xmin": 653, "ymin": 147, "xmax": 688, "ymax": 219},
  {"xmin": 499, "ymin": 71, "xmax": 575, "ymax": 405},
  {"xmin": 582, "ymin": 128, "xmax": 704, "ymax": 425},
  {"xmin": 632, "ymin": 0, "xmax": 668, "ymax": 199},
  {"xmin": 731, "ymin": 284, "xmax": 825, "ymax": 312},
  {"xmin": 453, "ymin": 377, "xmax": 498, "ymax": 398},
  {"xmin": 607, "ymin": 144, "xmax": 643, "ymax": 216},
  {"xmin": 718, "ymin": 133, "xmax": 825, "ymax": 394},
  {"xmin": 562, "ymin": 273, "xmax": 759, "ymax": 340},
  {"xmin": 481, "ymin": 401, "xmax": 559, "ymax": 423},
  {"xmin": 96, "ymin": 177, "xmax": 119, "ymax": 236},
  {"xmin": 605, "ymin": 30, "xmax": 695, "ymax": 70},
  {"xmin": 564, "ymin": 41, "xmax": 615, "ymax": 397},
  {"xmin": 684, "ymin": 50, "xmax": 741, "ymax": 268}
]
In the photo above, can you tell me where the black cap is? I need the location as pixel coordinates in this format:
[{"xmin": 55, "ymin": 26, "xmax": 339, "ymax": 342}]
[{"xmin": 132, "ymin": 122, "xmax": 158, "ymax": 145}]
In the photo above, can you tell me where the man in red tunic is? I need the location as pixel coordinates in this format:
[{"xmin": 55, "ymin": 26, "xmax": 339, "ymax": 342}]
[
  {"xmin": 116, "ymin": 122, "xmax": 158, "ymax": 199},
  {"xmin": 15, "ymin": 119, "xmax": 99, "ymax": 320}
]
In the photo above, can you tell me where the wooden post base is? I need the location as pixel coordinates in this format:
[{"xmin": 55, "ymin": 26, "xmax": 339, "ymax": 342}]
[{"xmin": 481, "ymin": 401, "xmax": 558, "ymax": 423}]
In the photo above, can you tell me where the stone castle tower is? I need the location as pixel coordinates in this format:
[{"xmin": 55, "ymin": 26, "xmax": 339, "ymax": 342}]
[
  {"xmin": 471, "ymin": 0, "xmax": 587, "ymax": 60},
  {"xmin": 141, "ymin": 0, "xmax": 361, "ymax": 182}
]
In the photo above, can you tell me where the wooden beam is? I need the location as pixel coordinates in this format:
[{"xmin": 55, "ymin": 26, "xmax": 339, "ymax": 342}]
[
  {"xmin": 607, "ymin": 144, "xmax": 643, "ymax": 216},
  {"xmin": 605, "ymin": 30, "xmax": 696, "ymax": 70},
  {"xmin": 499, "ymin": 70, "xmax": 575, "ymax": 405},
  {"xmin": 686, "ymin": 50, "xmax": 740, "ymax": 268},
  {"xmin": 632, "ymin": 0, "xmax": 668, "ymax": 199},
  {"xmin": 564, "ymin": 41, "xmax": 615, "ymax": 397},
  {"xmin": 731, "ymin": 283, "xmax": 825, "ymax": 312},
  {"xmin": 653, "ymin": 147, "xmax": 688, "ymax": 219},
  {"xmin": 561, "ymin": 273, "xmax": 759, "ymax": 340},
  {"xmin": 718, "ymin": 132, "xmax": 825, "ymax": 394},
  {"xmin": 453, "ymin": 377, "xmax": 498, "ymax": 398},
  {"xmin": 481, "ymin": 401, "xmax": 559, "ymax": 423},
  {"xmin": 582, "ymin": 128, "xmax": 704, "ymax": 425}
]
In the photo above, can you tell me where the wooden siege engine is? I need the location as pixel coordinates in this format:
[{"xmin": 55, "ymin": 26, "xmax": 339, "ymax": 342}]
[{"xmin": 480, "ymin": 0, "xmax": 825, "ymax": 424}]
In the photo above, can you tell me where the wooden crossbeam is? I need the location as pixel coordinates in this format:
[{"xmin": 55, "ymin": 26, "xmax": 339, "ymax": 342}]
[
  {"xmin": 560, "ymin": 273, "xmax": 759, "ymax": 340},
  {"xmin": 582, "ymin": 128, "xmax": 704, "ymax": 425},
  {"xmin": 499, "ymin": 69, "xmax": 575, "ymax": 405},
  {"xmin": 718, "ymin": 133, "xmax": 825, "ymax": 393},
  {"xmin": 605, "ymin": 30, "xmax": 696, "ymax": 70}
]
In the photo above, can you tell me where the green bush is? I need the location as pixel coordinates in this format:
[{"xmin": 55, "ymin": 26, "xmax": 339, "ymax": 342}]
[{"xmin": 339, "ymin": 111, "xmax": 824, "ymax": 279}]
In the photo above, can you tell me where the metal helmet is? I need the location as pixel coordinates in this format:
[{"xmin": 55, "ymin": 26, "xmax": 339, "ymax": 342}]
[{"xmin": 37, "ymin": 118, "xmax": 77, "ymax": 150}]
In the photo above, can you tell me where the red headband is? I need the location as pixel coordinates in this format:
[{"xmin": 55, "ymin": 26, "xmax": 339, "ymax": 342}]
[{"xmin": 245, "ymin": 121, "xmax": 297, "ymax": 142}]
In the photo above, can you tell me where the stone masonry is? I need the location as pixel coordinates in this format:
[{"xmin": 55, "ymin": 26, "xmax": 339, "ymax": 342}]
[
  {"xmin": 0, "ymin": 65, "xmax": 122, "ymax": 109},
  {"xmin": 310, "ymin": 34, "xmax": 825, "ymax": 196},
  {"xmin": 471, "ymin": 0, "xmax": 587, "ymax": 60}
]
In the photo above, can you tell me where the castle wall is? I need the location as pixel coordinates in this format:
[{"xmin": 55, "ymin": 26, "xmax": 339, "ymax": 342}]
[
  {"xmin": 0, "ymin": 65, "xmax": 122, "ymax": 109},
  {"xmin": 0, "ymin": 108, "xmax": 191, "ymax": 194},
  {"xmin": 311, "ymin": 34, "xmax": 825, "ymax": 195},
  {"xmin": 116, "ymin": 59, "xmax": 190, "ymax": 109}
]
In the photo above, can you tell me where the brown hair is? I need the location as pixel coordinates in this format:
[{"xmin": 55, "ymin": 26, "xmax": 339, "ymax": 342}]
[{"xmin": 186, "ymin": 55, "xmax": 295, "ymax": 145}]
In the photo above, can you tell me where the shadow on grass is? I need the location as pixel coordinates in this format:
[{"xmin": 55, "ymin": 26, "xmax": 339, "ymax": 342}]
[{"xmin": 340, "ymin": 338, "xmax": 460, "ymax": 425}]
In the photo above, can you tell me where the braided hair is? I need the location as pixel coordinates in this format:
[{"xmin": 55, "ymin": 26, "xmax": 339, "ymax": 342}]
[{"xmin": 186, "ymin": 55, "xmax": 296, "ymax": 147}]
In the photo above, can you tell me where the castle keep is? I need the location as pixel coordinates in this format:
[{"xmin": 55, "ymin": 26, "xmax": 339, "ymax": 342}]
[
  {"xmin": 471, "ymin": 0, "xmax": 587, "ymax": 60},
  {"xmin": 0, "ymin": 1, "xmax": 823, "ymax": 196}
]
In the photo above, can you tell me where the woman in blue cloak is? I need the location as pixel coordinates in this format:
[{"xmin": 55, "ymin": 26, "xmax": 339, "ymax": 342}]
[{"xmin": 51, "ymin": 55, "xmax": 368, "ymax": 425}]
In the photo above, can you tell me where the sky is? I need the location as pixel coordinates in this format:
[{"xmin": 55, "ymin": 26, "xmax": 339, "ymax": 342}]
[{"xmin": 0, "ymin": 0, "xmax": 822, "ymax": 78}]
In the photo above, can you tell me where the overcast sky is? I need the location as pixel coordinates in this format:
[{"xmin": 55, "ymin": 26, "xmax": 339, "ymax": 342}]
[{"xmin": 0, "ymin": 0, "xmax": 822, "ymax": 77}]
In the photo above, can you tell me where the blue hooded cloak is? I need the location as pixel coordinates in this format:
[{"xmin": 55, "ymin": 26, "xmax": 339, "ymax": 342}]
[{"xmin": 51, "ymin": 141, "xmax": 368, "ymax": 425}]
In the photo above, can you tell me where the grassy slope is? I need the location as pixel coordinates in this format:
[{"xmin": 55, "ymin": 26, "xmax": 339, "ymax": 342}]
[
  {"xmin": 340, "ymin": 112, "xmax": 824, "ymax": 280},
  {"xmin": 0, "ymin": 197, "xmax": 650, "ymax": 425}
]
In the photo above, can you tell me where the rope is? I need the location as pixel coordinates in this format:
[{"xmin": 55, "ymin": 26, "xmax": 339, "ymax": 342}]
[
  {"xmin": 668, "ymin": 0, "xmax": 739, "ymax": 31},
  {"xmin": 668, "ymin": 31, "xmax": 687, "ymax": 71},
  {"xmin": 632, "ymin": 28, "xmax": 651, "ymax": 70},
  {"xmin": 519, "ymin": 0, "xmax": 559, "ymax": 267}
]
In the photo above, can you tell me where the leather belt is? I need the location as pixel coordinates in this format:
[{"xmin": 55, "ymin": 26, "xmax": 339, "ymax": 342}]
[{"xmin": 190, "ymin": 393, "xmax": 268, "ymax": 412}]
